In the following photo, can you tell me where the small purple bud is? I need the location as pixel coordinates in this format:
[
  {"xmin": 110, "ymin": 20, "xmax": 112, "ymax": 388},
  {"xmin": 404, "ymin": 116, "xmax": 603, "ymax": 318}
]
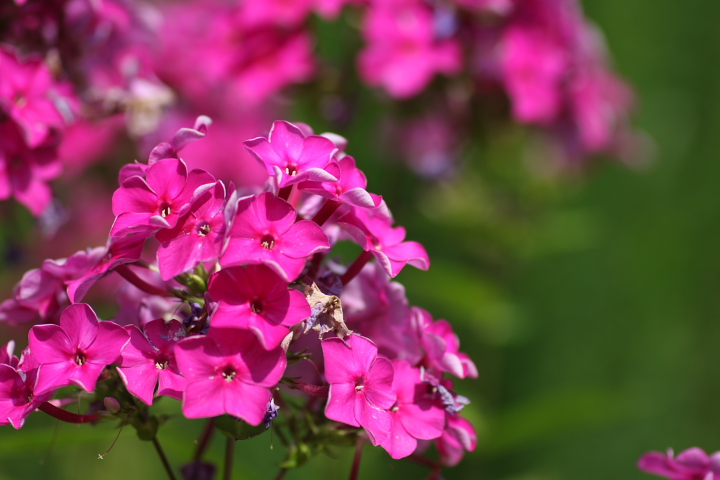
[{"xmin": 104, "ymin": 397, "xmax": 121, "ymax": 414}]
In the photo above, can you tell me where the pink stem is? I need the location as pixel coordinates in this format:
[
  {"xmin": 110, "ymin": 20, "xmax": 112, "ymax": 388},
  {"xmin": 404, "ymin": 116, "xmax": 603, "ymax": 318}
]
[
  {"xmin": 311, "ymin": 200, "xmax": 341, "ymax": 226},
  {"xmin": 349, "ymin": 437, "xmax": 364, "ymax": 480},
  {"xmin": 38, "ymin": 402, "xmax": 100, "ymax": 424},
  {"xmin": 278, "ymin": 185, "xmax": 293, "ymax": 202},
  {"xmin": 115, "ymin": 265, "xmax": 170, "ymax": 297},
  {"xmin": 340, "ymin": 250, "xmax": 374, "ymax": 285}
]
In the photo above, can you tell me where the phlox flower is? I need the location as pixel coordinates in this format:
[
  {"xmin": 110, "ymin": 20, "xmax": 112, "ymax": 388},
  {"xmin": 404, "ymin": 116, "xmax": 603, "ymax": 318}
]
[
  {"xmin": 0, "ymin": 365, "xmax": 53, "ymax": 429},
  {"xmin": 117, "ymin": 318, "xmax": 186, "ymax": 405},
  {"xmin": 323, "ymin": 334, "xmax": 396, "ymax": 446},
  {"xmin": 174, "ymin": 328, "xmax": 287, "ymax": 425},
  {"xmin": 414, "ymin": 307, "xmax": 478, "ymax": 379},
  {"xmin": 638, "ymin": 447, "xmax": 720, "ymax": 480},
  {"xmin": 208, "ymin": 265, "xmax": 311, "ymax": 350},
  {"xmin": 28, "ymin": 303, "xmax": 129, "ymax": 395},
  {"xmin": 436, "ymin": 413, "xmax": 477, "ymax": 467},
  {"xmin": 299, "ymin": 156, "xmax": 381, "ymax": 210},
  {"xmin": 221, "ymin": 192, "xmax": 330, "ymax": 282}
]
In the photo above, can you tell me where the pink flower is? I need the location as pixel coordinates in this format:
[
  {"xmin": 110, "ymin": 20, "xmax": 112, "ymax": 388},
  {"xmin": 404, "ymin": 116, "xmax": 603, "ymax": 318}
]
[
  {"xmin": 638, "ymin": 448, "xmax": 720, "ymax": 480},
  {"xmin": 299, "ymin": 156, "xmax": 381, "ymax": 210},
  {"xmin": 0, "ymin": 365, "xmax": 53, "ymax": 429},
  {"xmin": 156, "ymin": 181, "xmax": 227, "ymax": 280},
  {"xmin": 358, "ymin": 1, "xmax": 462, "ymax": 98},
  {"xmin": 338, "ymin": 208, "xmax": 430, "ymax": 278},
  {"xmin": 28, "ymin": 303, "xmax": 129, "ymax": 395},
  {"xmin": 174, "ymin": 328, "xmax": 287, "ymax": 425},
  {"xmin": 208, "ymin": 265, "xmax": 311, "ymax": 350},
  {"xmin": 323, "ymin": 334, "xmax": 396, "ymax": 446},
  {"xmin": 437, "ymin": 413, "xmax": 477, "ymax": 467},
  {"xmin": 236, "ymin": 0, "xmax": 315, "ymax": 28},
  {"xmin": 380, "ymin": 359, "xmax": 445, "ymax": 459},
  {"xmin": 147, "ymin": 115, "xmax": 213, "ymax": 165},
  {"xmin": 244, "ymin": 121, "xmax": 339, "ymax": 189},
  {"xmin": 0, "ymin": 341, "xmax": 18, "ymax": 367},
  {"xmin": 117, "ymin": 318, "xmax": 187, "ymax": 405},
  {"xmin": 111, "ymin": 158, "xmax": 216, "ymax": 237},
  {"xmin": 415, "ymin": 307, "xmax": 478, "ymax": 379},
  {"xmin": 220, "ymin": 192, "xmax": 330, "ymax": 282}
]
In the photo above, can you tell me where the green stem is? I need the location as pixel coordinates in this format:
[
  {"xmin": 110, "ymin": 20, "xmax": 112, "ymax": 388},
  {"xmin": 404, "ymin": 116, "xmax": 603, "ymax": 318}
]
[
  {"xmin": 152, "ymin": 436, "xmax": 177, "ymax": 480},
  {"xmin": 224, "ymin": 436, "xmax": 235, "ymax": 480}
]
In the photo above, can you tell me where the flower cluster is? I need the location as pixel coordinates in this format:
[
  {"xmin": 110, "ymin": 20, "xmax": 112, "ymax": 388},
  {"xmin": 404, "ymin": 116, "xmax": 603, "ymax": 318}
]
[
  {"xmin": 638, "ymin": 447, "xmax": 720, "ymax": 480},
  {"xmin": 0, "ymin": 118, "xmax": 476, "ymax": 475}
]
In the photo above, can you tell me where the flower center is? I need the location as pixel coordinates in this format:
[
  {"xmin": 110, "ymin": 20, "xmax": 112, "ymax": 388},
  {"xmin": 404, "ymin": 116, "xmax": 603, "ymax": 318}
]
[
  {"xmin": 196, "ymin": 222, "xmax": 211, "ymax": 236},
  {"xmin": 260, "ymin": 234, "xmax": 275, "ymax": 249},
  {"xmin": 75, "ymin": 352, "xmax": 87, "ymax": 366},
  {"xmin": 250, "ymin": 300, "xmax": 263, "ymax": 314},
  {"xmin": 160, "ymin": 203, "xmax": 172, "ymax": 217},
  {"xmin": 155, "ymin": 357, "xmax": 169, "ymax": 370},
  {"xmin": 221, "ymin": 366, "xmax": 236, "ymax": 382},
  {"xmin": 355, "ymin": 376, "xmax": 365, "ymax": 392},
  {"xmin": 14, "ymin": 94, "xmax": 26, "ymax": 108},
  {"xmin": 284, "ymin": 165, "xmax": 298, "ymax": 177}
]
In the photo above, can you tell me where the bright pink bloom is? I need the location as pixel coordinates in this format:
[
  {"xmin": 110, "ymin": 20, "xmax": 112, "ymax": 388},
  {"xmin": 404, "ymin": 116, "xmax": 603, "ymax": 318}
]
[
  {"xmin": 117, "ymin": 319, "xmax": 187, "ymax": 405},
  {"xmin": 358, "ymin": 1, "xmax": 462, "ymax": 98},
  {"xmin": 338, "ymin": 208, "xmax": 430, "ymax": 278},
  {"xmin": 0, "ymin": 341, "xmax": 18, "ymax": 368},
  {"xmin": 111, "ymin": 158, "xmax": 215, "ymax": 237},
  {"xmin": 221, "ymin": 192, "xmax": 330, "ymax": 282},
  {"xmin": 28, "ymin": 303, "xmax": 129, "ymax": 395},
  {"xmin": 236, "ymin": 0, "xmax": 314, "ymax": 28},
  {"xmin": 638, "ymin": 448, "xmax": 720, "ymax": 480},
  {"xmin": 381, "ymin": 359, "xmax": 445, "ymax": 459},
  {"xmin": 415, "ymin": 307, "xmax": 478, "ymax": 379},
  {"xmin": 0, "ymin": 47, "xmax": 71, "ymax": 148},
  {"xmin": 0, "ymin": 120, "xmax": 61, "ymax": 215},
  {"xmin": 323, "ymin": 334, "xmax": 396, "ymax": 446},
  {"xmin": 453, "ymin": 0, "xmax": 513, "ymax": 15},
  {"xmin": 156, "ymin": 181, "xmax": 227, "ymax": 280},
  {"xmin": 148, "ymin": 116, "xmax": 213, "ymax": 165},
  {"xmin": 244, "ymin": 121, "xmax": 339, "ymax": 189},
  {"xmin": 174, "ymin": 328, "xmax": 287, "ymax": 425},
  {"xmin": 299, "ymin": 156, "xmax": 381, "ymax": 210},
  {"xmin": 208, "ymin": 265, "xmax": 310, "ymax": 350},
  {"xmin": 67, "ymin": 234, "xmax": 145, "ymax": 303},
  {"xmin": 437, "ymin": 413, "xmax": 477, "ymax": 467},
  {"xmin": 0, "ymin": 365, "xmax": 53, "ymax": 429}
]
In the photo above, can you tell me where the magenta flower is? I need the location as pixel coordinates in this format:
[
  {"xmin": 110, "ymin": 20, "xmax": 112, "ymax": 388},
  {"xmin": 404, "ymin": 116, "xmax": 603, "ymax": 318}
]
[
  {"xmin": 244, "ymin": 121, "xmax": 339, "ymax": 189},
  {"xmin": 380, "ymin": 359, "xmax": 445, "ymax": 459},
  {"xmin": 0, "ymin": 365, "xmax": 53, "ymax": 429},
  {"xmin": 323, "ymin": 334, "xmax": 396, "ymax": 446},
  {"xmin": 208, "ymin": 265, "xmax": 310, "ymax": 350},
  {"xmin": 220, "ymin": 192, "xmax": 330, "ymax": 282},
  {"xmin": 436, "ymin": 413, "xmax": 477, "ymax": 467},
  {"xmin": 338, "ymin": 208, "xmax": 430, "ymax": 278},
  {"xmin": 148, "ymin": 115, "xmax": 212, "ymax": 165},
  {"xmin": 299, "ymin": 156, "xmax": 380, "ymax": 210},
  {"xmin": 111, "ymin": 158, "xmax": 216, "ymax": 237},
  {"xmin": 638, "ymin": 448, "xmax": 720, "ymax": 480},
  {"xmin": 156, "ymin": 181, "xmax": 227, "ymax": 280},
  {"xmin": 415, "ymin": 307, "xmax": 478, "ymax": 379},
  {"xmin": 174, "ymin": 328, "xmax": 287, "ymax": 425},
  {"xmin": 28, "ymin": 303, "xmax": 130, "ymax": 395},
  {"xmin": 0, "ymin": 341, "xmax": 17, "ymax": 367},
  {"xmin": 117, "ymin": 318, "xmax": 187, "ymax": 405}
]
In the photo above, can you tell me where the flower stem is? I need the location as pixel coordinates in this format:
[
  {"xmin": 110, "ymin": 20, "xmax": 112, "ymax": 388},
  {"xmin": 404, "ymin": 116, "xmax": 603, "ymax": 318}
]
[
  {"xmin": 278, "ymin": 185, "xmax": 293, "ymax": 202},
  {"xmin": 193, "ymin": 419, "xmax": 215, "ymax": 462},
  {"xmin": 340, "ymin": 250, "xmax": 374, "ymax": 285},
  {"xmin": 273, "ymin": 469, "xmax": 288, "ymax": 480},
  {"xmin": 349, "ymin": 437, "xmax": 364, "ymax": 480},
  {"xmin": 223, "ymin": 437, "xmax": 235, "ymax": 480},
  {"xmin": 115, "ymin": 265, "xmax": 170, "ymax": 297},
  {"xmin": 152, "ymin": 436, "xmax": 177, "ymax": 480},
  {"xmin": 311, "ymin": 199, "xmax": 341, "ymax": 226},
  {"xmin": 38, "ymin": 402, "xmax": 99, "ymax": 423}
]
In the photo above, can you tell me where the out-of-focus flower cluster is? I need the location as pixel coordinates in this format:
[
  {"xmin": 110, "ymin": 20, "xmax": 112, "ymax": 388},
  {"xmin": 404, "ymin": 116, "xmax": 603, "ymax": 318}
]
[
  {"xmin": 638, "ymin": 447, "xmax": 720, "ymax": 480},
  {"xmin": 0, "ymin": 0, "xmax": 636, "ymax": 218},
  {"xmin": 0, "ymin": 118, "xmax": 476, "ymax": 474}
]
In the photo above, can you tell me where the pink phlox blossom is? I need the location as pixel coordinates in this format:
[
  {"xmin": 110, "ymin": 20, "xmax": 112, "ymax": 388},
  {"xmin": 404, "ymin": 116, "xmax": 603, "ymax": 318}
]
[
  {"xmin": 220, "ymin": 192, "xmax": 330, "ymax": 282},
  {"xmin": 0, "ymin": 47, "xmax": 73, "ymax": 148},
  {"xmin": 0, "ymin": 363, "xmax": 53, "ymax": 429},
  {"xmin": 236, "ymin": 0, "xmax": 315, "ymax": 29},
  {"xmin": 314, "ymin": 0, "xmax": 362, "ymax": 19},
  {"xmin": 638, "ymin": 448, "xmax": 720, "ymax": 480},
  {"xmin": 174, "ymin": 327, "xmax": 287, "ymax": 425},
  {"xmin": 421, "ymin": 371, "xmax": 470, "ymax": 414},
  {"xmin": 111, "ymin": 157, "xmax": 216, "ymax": 237},
  {"xmin": 28, "ymin": 303, "xmax": 130, "ymax": 395},
  {"xmin": 0, "ymin": 120, "xmax": 62, "ymax": 215},
  {"xmin": 380, "ymin": 359, "xmax": 445, "ymax": 459},
  {"xmin": 415, "ymin": 307, "xmax": 477, "ymax": 379},
  {"xmin": 342, "ymin": 262, "xmax": 421, "ymax": 364},
  {"xmin": 299, "ymin": 156, "xmax": 382, "ymax": 210},
  {"xmin": 67, "ymin": 234, "xmax": 145, "ymax": 303},
  {"xmin": 156, "ymin": 181, "xmax": 227, "ymax": 280},
  {"xmin": 117, "ymin": 318, "xmax": 187, "ymax": 405},
  {"xmin": 208, "ymin": 265, "xmax": 311, "ymax": 350},
  {"xmin": 244, "ymin": 120, "xmax": 339, "ymax": 189},
  {"xmin": 322, "ymin": 334, "xmax": 396, "ymax": 446},
  {"xmin": 358, "ymin": 0, "xmax": 462, "ymax": 98},
  {"xmin": 436, "ymin": 413, "xmax": 477, "ymax": 467},
  {"xmin": 0, "ymin": 247, "xmax": 105, "ymax": 324},
  {"xmin": 0, "ymin": 341, "xmax": 19, "ymax": 368},
  {"xmin": 453, "ymin": 0, "xmax": 513, "ymax": 16},
  {"xmin": 397, "ymin": 113, "xmax": 459, "ymax": 178},
  {"xmin": 338, "ymin": 208, "xmax": 430, "ymax": 277},
  {"xmin": 148, "ymin": 115, "xmax": 213, "ymax": 166}
]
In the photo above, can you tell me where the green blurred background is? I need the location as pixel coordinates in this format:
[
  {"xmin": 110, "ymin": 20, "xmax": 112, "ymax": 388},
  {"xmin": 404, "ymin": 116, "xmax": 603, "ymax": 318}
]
[{"xmin": 1, "ymin": 0, "xmax": 719, "ymax": 478}]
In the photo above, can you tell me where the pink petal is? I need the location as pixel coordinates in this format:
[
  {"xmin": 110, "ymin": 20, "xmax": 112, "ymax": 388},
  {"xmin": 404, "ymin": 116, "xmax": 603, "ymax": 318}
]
[
  {"xmin": 364, "ymin": 357, "xmax": 396, "ymax": 410},
  {"xmin": 355, "ymin": 394, "xmax": 392, "ymax": 446},
  {"xmin": 174, "ymin": 336, "xmax": 223, "ymax": 382},
  {"xmin": 112, "ymin": 176, "xmax": 157, "ymax": 216},
  {"xmin": 325, "ymin": 383, "xmax": 360, "ymax": 427},
  {"xmin": 183, "ymin": 378, "xmax": 228, "ymax": 418},
  {"xmin": 157, "ymin": 369, "xmax": 186, "ymax": 401},
  {"xmin": 146, "ymin": 158, "xmax": 188, "ymax": 201},
  {"xmin": 382, "ymin": 414, "xmax": 418, "ymax": 459},
  {"xmin": 117, "ymin": 361, "xmax": 160, "ymax": 405},
  {"xmin": 279, "ymin": 220, "xmax": 330, "ymax": 258},
  {"xmin": 28, "ymin": 324, "xmax": 72, "ymax": 363},
  {"xmin": 224, "ymin": 381, "xmax": 272, "ymax": 426},
  {"xmin": 400, "ymin": 401, "xmax": 445, "ymax": 440},
  {"xmin": 86, "ymin": 321, "xmax": 130, "ymax": 366}
]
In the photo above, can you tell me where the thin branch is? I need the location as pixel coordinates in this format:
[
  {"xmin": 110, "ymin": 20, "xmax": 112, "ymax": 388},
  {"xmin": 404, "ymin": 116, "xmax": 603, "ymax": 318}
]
[
  {"xmin": 152, "ymin": 436, "xmax": 178, "ymax": 480},
  {"xmin": 223, "ymin": 437, "xmax": 235, "ymax": 480}
]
